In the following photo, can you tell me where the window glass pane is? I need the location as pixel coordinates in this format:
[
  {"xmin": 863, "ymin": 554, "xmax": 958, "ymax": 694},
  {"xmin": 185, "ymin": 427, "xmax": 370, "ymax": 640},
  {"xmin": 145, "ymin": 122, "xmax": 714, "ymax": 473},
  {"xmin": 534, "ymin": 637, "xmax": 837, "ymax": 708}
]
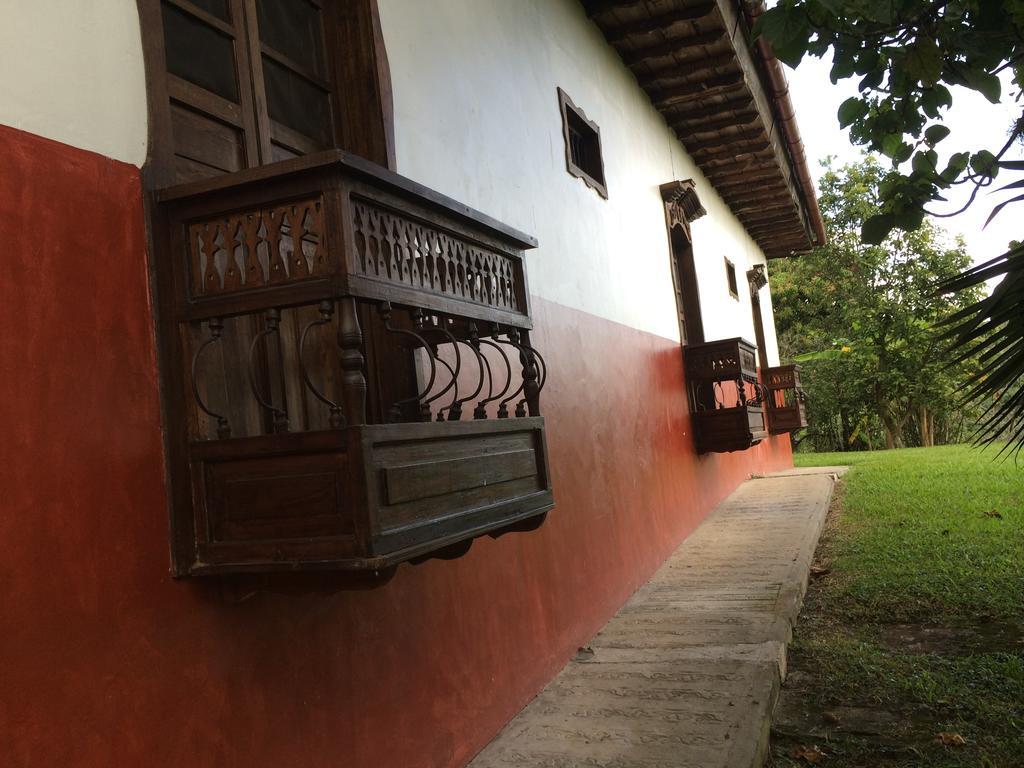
[
  {"xmin": 190, "ymin": 0, "xmax": 230, "ymax": 21},
  {"xmin": 263, "ymin": 56, "xmax": 332, "ymax": 146},
  {"xmin": 567, "ymin": 109, "xmax": 604, "ymax": 185},
  {"xmin": 162, "ymin": 2, "xmax": 238, "ymax": 102},
  {"xmin": 256, "ymin": 0, "xmax": 325, "ymax": 74}
]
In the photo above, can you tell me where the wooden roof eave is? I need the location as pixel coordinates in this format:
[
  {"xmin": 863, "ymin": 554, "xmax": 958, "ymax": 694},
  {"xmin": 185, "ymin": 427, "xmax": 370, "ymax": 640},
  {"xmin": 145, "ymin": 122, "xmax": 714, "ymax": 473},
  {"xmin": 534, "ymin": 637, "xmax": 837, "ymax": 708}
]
[{"xmin": 582, "ymin": 0, "xmax": 821, "ymax": 258}]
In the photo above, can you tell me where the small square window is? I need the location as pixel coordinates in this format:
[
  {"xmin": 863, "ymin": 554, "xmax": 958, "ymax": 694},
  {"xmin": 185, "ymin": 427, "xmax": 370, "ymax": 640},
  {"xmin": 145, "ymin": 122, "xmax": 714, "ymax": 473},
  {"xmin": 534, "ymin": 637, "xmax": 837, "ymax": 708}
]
[
  {"xmin": 725, "ymin": 257, "xmax": 739, "ymax": 299},
  {"xmin": 558, "ymin": 88, "xmax": 607, "ymax": 198}
]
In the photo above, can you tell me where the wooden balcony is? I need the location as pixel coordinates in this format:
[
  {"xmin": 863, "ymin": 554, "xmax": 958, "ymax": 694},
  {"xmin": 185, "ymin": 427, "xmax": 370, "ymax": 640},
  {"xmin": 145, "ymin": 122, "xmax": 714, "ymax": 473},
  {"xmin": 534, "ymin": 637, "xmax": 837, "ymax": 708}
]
[
  {"xmin": 763, "ymin": 364, "xmax": 808, "ymax": 434},
  {"xmin": 153, "ymin": 151, "xmax": 553, "ymax": 577},
  {"xmin": 685, "ymin": 337, "xmax": 767, "ymax": 454}
]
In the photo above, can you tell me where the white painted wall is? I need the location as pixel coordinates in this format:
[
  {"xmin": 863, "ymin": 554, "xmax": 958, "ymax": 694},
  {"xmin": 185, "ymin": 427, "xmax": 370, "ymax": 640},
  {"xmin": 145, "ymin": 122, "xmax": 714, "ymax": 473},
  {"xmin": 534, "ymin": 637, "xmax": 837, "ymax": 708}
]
[
  {"xmin": 0, "ymin": 0, "xmax": 148, "ymax": 167},
  {"xmin": 377, "ymin": 0, "xmax": 782, "ymax": 365},
  {"xmin": 0, "ymin": 0, "xmax": 783, "ymax": 361}
]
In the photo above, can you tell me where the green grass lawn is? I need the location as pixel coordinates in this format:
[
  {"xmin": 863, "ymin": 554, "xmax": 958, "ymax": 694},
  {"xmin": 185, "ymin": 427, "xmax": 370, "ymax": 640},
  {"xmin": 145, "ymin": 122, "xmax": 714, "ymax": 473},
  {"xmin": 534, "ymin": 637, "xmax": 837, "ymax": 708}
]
[{"xmin": 770, "ymin": 445, "xmax": 1024, "ymax": 767}]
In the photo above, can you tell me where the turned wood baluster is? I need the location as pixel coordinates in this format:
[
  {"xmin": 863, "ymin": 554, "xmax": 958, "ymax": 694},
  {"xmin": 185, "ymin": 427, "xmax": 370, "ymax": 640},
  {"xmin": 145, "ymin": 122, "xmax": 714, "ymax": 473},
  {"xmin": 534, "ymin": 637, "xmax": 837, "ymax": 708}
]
[
  {"xmin": 520, "ymin": 329, "xmax": 541, "ymax": 417},
  {"xmin": 338, "ymin": 297, "xmax": 366, "ymax": 426}
]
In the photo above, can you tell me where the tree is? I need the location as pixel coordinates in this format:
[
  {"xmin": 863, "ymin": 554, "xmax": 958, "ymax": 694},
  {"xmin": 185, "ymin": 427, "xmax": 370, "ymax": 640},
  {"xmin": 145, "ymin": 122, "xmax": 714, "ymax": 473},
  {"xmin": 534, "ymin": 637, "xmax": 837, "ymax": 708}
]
[
  {"xmin": 756, "ymin": 0, "xmax": 1024, "ymax": 452},
  {"xmin": 772, "ymin": 157, "xmax": 982, "ymax": 450}
]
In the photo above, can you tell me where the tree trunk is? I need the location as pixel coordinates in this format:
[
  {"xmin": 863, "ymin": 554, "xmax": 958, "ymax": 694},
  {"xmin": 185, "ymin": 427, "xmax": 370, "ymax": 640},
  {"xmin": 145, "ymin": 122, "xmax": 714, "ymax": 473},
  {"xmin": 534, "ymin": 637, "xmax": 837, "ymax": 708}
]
[
  {"xmin": 880, "ymin": 409, "xmax": 905, "ymax": 449},
  {"xmin": 918, "ymin": 406, "xmax": 933, "ymax": 447},
  {"xmin": 840, "ymin": 408, "xmax": 852, "ymax": 451}
]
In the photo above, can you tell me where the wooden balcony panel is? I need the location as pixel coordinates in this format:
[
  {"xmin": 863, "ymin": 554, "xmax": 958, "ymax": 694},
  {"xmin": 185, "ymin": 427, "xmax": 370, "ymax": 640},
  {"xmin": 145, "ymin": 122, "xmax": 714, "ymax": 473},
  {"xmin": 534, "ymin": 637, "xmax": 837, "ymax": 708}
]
[
  {"xmin": 684, "ymin": 337, "xmax": 766, "ymax": 453},
  {"xmin": 763, "ymin": 363, "xmax": 808, "ymax": 434},
  {"xmin": 188, "ymin": 419, "xmax": 553, "ymax": 574},
  {"xmin": 159, "ymin": 150, "xmax": 536, "ymax": 328},
  {"xmin": 685, "ymin": 336, "xmax": 758, "ymax": 381},
  {"xmin": 154, "ymin": 152, "xmax": 553, "ymax": 577},
  {"xmin": 691, "ymin": 404, "xmax": 767, "ymax": 454}
]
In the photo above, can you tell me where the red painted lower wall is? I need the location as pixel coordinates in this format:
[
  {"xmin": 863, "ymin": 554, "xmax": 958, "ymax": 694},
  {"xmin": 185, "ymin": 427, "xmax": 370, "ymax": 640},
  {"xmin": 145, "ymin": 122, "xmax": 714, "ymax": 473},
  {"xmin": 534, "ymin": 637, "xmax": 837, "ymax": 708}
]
[{"xmin": 0, "ymin": 125, "xmax": 791, "ymax": 768}]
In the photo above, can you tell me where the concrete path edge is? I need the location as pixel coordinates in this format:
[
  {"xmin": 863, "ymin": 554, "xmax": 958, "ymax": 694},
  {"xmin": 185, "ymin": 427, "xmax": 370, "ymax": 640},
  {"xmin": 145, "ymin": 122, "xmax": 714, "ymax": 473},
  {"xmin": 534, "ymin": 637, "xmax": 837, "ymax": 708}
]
[{"xmin": 469, "ymin": 464, "xmax": 847, "ymax": 768}]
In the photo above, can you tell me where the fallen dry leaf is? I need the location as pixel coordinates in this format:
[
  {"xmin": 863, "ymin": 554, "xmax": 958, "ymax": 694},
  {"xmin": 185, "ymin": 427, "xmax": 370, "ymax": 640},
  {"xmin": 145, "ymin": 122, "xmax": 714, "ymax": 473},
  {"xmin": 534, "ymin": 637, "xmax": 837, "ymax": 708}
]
[
  {"xmin": 936, "ymin": 731, "xmax": 967, "ymax": 746},
  {"xmin": 810, "ymin": 565, "xmax": 831, "ymax": 578},
  {"xmin": 789, "ymin": 745, "xmax": 827, "ymax": 763}
]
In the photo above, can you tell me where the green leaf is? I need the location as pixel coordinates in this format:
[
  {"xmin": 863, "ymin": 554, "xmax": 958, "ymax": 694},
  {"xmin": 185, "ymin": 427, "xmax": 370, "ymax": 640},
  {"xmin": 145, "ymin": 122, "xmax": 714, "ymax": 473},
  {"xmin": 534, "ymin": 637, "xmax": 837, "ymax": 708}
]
[
  {"xmin": 941, "ymin": 152, "xmax": 970, "ymax": 182},
  {"xmin": 893, "ymin": 143, "xmax": 914, "ymax": 163},
  {"xmin": 971, "ymin": 149, "xmax": 998, "ymax": 178},
  {"xmin": 924, "ymin": 125, "xmax": 950, "ymax": 146},
  {"xmin": 862, "ymin": 213, "xmax": 895, "ymax": 244},
  {"xmin": 752, "ymin": 7, "xmax": 810, "ymax": 67},
  {"xmin": 904, "ymin": 37, "xmax": 943, "ymax": 86},
  {"xmin": 859, "ymin": 69, "xmax": 885, "ymax": 90},
  {"xmin": 963, "ymin": 68, "xmax": 1002, "ymax": 103},
  {"xmin": 830, "ymin": 51, "xmax": 858, "ymax": 83},
  {"xmin": 812, "ymin": 0, "xmax": 844, "ymax": 14},
  {"xmin": 894, "ymin": 206, "xmax": 925, "ymax": 230},
  {"xmin": 837, "ymin": 97, "xmax": 869, "ymax": 128},
  {"xmin": 912, "ymin": 150, "xmax": 936, "ymax": 174},
  {"xmin": 773, "ymin": 39, "xmax": 810, "ymax": 69},
  {"xmin": 881, "ymin": 133, "xmax": 903, "ymax": 158}
]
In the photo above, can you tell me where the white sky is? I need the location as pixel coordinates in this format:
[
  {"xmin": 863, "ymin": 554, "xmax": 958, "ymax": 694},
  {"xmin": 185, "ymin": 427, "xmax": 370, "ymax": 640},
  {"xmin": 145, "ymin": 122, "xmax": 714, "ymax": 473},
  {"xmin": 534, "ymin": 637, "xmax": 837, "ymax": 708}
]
[{"xmin": 786, "ymin": 53, "xmax": 1024, "ymax": 265}]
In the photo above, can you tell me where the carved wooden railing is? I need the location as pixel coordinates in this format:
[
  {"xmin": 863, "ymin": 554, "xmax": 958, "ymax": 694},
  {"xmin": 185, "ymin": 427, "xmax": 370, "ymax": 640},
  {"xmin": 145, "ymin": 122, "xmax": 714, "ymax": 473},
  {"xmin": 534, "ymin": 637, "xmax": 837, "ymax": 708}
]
[
  {"xmin": 684, "ymin": 337, "xmax": 768, "ymax": 454},
  {"xmin": 153, "ymin": 151, "xmax": 553, "ymax": 576},
  {"xmin": 762, "ymin": 363, "xmax": 808, "ymax": 434}
]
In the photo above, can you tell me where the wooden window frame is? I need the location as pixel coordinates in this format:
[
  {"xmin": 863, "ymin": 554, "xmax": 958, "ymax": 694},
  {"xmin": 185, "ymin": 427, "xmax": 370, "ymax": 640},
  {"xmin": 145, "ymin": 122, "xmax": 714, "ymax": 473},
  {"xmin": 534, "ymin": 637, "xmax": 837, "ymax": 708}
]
[
  {"xmin": 137, "ymin": 0, "xmax": 396, "ymax": 189},
  {"xmin": 724, "ymin": 257, "xmax": 739, "ymax": 300},
  {"xmin": 660, "ymin": 180, "xmax": 707, "ymax": 346},
  {"xmin": 557, "ymin": 88, "xmax": 608, "ymax": 199}
]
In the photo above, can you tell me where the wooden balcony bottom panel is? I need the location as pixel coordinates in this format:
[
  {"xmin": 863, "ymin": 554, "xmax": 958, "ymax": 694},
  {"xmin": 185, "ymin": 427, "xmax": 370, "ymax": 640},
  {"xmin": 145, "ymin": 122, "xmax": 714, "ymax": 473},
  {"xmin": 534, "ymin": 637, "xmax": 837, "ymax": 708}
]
[
  {"xmin": 184, "ymin": 418, "xmax": 553, "ymax": 575},
  {"xmin": 693, "ymin": 406, "xmax": 767, "ymax": 454},
  {"xmin": 767, "ymin": 405, "xmax": 807, "ymax": 434},
  {"xmin": 360, "ymin": 418, "xmax": 552, "ymax": 555}
]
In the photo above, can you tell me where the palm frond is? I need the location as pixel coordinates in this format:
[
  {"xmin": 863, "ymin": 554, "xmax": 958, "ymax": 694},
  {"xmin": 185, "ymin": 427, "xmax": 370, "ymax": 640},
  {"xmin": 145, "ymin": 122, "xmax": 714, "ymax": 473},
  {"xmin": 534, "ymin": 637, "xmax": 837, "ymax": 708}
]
[{"xmin": 937, "ymin": 242, "xmax": 1024, "ymax": 455}]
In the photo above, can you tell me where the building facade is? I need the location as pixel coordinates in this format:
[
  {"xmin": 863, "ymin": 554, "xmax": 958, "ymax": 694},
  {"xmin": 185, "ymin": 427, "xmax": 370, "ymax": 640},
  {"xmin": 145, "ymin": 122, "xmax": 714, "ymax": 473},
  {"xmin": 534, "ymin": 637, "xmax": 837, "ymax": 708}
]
[{"xmin": 0, "ymin": 1, "xmax": 820, "ymax": 766}]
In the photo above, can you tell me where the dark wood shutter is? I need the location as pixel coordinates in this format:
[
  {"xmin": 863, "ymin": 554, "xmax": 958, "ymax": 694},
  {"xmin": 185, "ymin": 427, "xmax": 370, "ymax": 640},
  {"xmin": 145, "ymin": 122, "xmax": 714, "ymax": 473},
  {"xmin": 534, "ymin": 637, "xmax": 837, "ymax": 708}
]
[
  {"xmin": 245, "ymin": 0, "xmax": 336, "ymax": 161},
  {"xmin": 141, "ymin": 0, "xmax": 393, "ymax": 186},
  {"xmin": 158, "ymin": 0, "xmax": 261, "ymax": 181}
]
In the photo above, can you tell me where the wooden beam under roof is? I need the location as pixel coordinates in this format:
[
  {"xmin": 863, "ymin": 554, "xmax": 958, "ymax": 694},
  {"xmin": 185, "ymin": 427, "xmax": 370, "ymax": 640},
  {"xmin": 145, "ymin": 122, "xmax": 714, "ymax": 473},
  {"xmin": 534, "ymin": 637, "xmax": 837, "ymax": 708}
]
[
  {"xmin": 672, "ymin": 108, "xmax": 760, "ymax": 134},
  {"xmin": 603, "ymin": 3, "xmax": 718, "ymax": 44},
  {"xmin": 720, "ymin": 187, "xmax": 793, "ymax": 209},
  {"xmin": 583, "ymin": 0, "xmax": 653, "ymax": 16},
  {"xmin": 689, "ymin": 140, "xmax": 769, "ymax": 162},
  {"xmin": 621, "ymin": 30, "xmax": 726, "ymax": 66},
  {"xmin": 686, "ymin": 123, "xmax": 766, "ymax": 144},
  {"xmin": 730, "ymin": 200, "xmax": 797, "ymax": 218},
  {"xmin": 636, "ymin": 51, "xmax": 737, "ymax": 83},
  {"xmin": 740, "ymin": 212, "xmax": 800, "ymax": 230},
  {"xmin": 660, "ymin": 88, "xmax": 752, "ymax": 121},
  {"xmin": 699, "ymin": 151, "xmax": 776, "ymax": 172},
  {"xmin": 652, "ymin": 72, "xmax": 746, "ymax": 107},
  {"xmin": 703, "ymin": 155, "xmax": 778, "ymax": 176},
  {"xmin": 710, "ymin": 167, "xmax": 782, "ymax": 187}
]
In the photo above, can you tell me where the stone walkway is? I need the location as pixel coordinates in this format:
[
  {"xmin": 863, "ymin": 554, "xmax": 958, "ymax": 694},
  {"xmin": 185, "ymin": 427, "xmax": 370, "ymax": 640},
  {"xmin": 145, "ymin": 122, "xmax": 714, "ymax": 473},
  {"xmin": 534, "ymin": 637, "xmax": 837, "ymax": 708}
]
[{"xmin": 470, "ymin": 466, "xmax": 847, "ymax": 768}]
